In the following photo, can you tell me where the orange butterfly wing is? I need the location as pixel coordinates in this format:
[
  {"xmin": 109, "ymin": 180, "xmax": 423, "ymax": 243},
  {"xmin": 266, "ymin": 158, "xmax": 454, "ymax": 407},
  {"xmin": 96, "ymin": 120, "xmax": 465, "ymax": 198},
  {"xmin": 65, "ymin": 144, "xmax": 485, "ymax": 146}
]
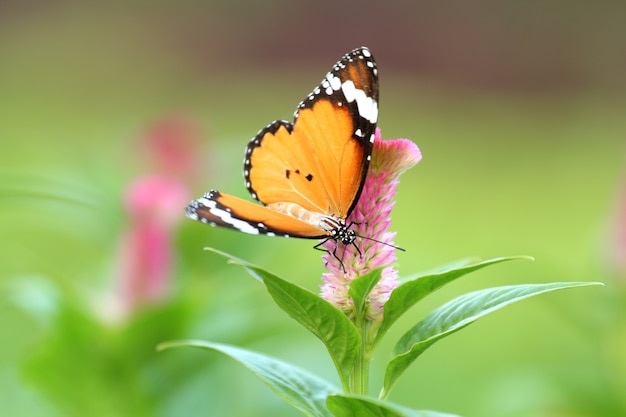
[
  {"xmin": 186, "ymin": 190, "xmax": 330, "ymax": 238},
  {"xmin": 245, "ymin": 47, "xmax": 378, "ymax": 220},
  {"xmin": 187, "ymin": 47, "xmax": 378, "ymax": 240}
]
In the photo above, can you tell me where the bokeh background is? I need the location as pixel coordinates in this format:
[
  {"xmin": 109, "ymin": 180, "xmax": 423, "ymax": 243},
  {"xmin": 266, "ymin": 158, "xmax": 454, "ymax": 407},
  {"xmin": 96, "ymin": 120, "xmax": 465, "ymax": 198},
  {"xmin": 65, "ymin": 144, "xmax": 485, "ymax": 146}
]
[{"xmin": 1, "ymin": 1, "xmax": 625, "ymax": 416}]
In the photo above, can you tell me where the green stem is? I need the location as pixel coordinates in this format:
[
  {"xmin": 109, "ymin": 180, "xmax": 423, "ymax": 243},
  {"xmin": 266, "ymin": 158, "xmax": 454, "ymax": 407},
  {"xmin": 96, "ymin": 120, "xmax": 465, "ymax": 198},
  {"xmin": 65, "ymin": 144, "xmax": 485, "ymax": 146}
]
[{"xmin": 349, "ymin": 317, "xmax": 371, "ymax": 394}]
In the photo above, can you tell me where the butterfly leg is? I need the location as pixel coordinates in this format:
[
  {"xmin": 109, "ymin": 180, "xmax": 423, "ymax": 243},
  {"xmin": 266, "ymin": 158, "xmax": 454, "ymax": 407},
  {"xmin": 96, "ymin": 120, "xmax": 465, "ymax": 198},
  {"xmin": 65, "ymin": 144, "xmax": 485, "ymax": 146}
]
[
  {"xmin": 351, "ymin": 241, "xmax": 363, "ymax": 259},
  {"xmin": 313, "ymin": 239, "xmax": 328, "ymax": 253},
  {"xmin": 313, "ymin": 239, "xmax": 331, "ymax": 268},
  {"xmin": 346, "ymin": 221, "xmax": 364, "ymax": 260},
  {"xmin": 313, "ymin": 239, "xmax": 347, "ymax": 273}
]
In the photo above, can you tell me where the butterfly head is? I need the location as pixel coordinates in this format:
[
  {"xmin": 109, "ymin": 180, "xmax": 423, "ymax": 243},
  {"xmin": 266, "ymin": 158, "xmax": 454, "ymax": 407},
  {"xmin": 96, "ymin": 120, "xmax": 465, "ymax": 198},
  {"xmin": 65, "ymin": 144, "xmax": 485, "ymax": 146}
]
[{"xmin": 333, "ymin": 225, "xmax": 357, "ymax": 245}]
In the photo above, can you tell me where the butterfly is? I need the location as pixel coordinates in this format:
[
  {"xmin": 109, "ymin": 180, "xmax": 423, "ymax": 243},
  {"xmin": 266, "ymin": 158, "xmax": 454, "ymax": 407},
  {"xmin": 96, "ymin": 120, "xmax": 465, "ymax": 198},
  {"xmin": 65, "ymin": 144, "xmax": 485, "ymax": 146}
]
[{"xmin": 186, "ymin": 46, "xmax": 378, "ymax": 251}]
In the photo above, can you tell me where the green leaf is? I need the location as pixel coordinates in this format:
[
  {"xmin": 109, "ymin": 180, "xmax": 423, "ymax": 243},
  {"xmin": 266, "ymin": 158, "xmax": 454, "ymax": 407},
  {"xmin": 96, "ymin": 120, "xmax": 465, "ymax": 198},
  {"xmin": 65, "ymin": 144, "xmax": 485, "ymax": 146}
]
[
  {"xmin": 204, "ymin": 247, "xmax": 265, "ymax": 283},
  {"xmin": 251, "ymin": 265, "xmax": 361, "ymax": 390},
  {"xmin": 382, "ymin": 281, "xmax": 603, "ymax": 398},
  {"xmin": 205, "ymin": 248, "xmax": 360, "ymax": 391},
  {"xmin": 158, "ymin": 340, "xmax": 338, "ymax": 417},
  {"xmin": 349, "ymin": 268, "xmax": 384, "ymax": 320},
  {"xmin": 375, "ymin": 256, "xmax": 532, "ymax": 346},
  {"xmin": 326, "ymin": 394, "xmax": 461, "ymax": 417}
]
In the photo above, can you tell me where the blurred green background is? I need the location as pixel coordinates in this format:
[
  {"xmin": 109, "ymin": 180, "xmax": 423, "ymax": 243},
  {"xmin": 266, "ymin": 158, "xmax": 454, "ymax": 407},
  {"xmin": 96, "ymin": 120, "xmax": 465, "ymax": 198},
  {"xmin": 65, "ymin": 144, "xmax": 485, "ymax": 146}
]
[{"xmin": 1, "ymin": 1, "xmax": 625, "ymax": 416}]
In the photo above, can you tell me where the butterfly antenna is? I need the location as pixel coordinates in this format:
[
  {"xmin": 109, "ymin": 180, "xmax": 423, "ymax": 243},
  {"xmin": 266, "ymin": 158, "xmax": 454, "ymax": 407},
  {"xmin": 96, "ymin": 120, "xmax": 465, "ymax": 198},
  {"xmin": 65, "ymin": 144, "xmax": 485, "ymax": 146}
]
[
  {"xmin": 346, "ymin": 221, "xmax": 405, "ymax": 252},
  {"xmin": 355, "ymin": 233, "xmax": 406, "ymax": 252}
]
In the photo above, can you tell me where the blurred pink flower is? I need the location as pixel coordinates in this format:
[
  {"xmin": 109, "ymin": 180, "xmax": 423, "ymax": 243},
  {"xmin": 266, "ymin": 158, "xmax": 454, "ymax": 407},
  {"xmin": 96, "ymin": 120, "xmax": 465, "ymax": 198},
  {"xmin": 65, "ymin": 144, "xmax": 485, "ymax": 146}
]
[
  {"xmin": 112, "ymin": 116, "xmax": 207, "ymax": 316},
  {"xmin": 116, "ymin": 175, "xmax": 190, "ymax": 311},
  {"xmin": 320, "ymin": 128, "xmax": 422, "ymax": 320},
  {"xmin": 137, "ymin": 116, "xmax": 208, "ymax": 182}
]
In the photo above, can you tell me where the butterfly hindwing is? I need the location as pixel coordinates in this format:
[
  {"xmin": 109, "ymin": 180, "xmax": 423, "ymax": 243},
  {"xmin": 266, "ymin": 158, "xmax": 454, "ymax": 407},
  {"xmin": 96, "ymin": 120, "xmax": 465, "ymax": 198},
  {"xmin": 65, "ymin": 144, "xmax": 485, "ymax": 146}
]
[
  {"xmin": 244, "ymin": 46, "xmax": 378, "ymax": 220},
  {"xmin": 186, "ymin": 190, "xmax": 331, "ymax": 239}
]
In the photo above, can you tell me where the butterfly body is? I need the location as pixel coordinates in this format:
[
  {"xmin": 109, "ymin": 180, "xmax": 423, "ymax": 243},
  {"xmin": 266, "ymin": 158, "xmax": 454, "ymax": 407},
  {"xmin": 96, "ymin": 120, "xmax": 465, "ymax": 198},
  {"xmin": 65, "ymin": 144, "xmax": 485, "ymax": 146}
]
[{"xmin": 186, "ymin": 47, "xmax": 378, "ymax": 244}]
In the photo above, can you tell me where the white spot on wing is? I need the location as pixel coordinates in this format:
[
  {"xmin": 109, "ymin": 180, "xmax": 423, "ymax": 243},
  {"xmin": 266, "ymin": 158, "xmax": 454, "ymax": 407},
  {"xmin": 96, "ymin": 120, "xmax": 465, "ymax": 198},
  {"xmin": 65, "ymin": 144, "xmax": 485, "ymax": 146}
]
[
  {"xmin": 340, "ymin": 80, "xmax": 378, "ymax": 124},
  {"xmin": 194, "ymin": 196, "xmax": 260, "ymax": 235},
  {"xmin": 326, "ymin": 73, "xmax": 341, "ymax": 91},
  {"xmin": 210, "ymin": 205, "xmax": 260, "ymax": 234}
]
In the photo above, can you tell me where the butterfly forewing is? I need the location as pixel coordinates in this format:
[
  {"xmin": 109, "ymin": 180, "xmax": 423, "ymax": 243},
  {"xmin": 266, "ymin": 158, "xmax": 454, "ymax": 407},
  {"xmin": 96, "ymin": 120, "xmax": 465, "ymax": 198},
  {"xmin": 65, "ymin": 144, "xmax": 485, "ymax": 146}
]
[
  {"xmin": 245, "ymin": 102, "xmax": 358, "ymax": 217},
  {"xmin": 245, "ymin": 46, "xmax": 378, "ymax": 219}
]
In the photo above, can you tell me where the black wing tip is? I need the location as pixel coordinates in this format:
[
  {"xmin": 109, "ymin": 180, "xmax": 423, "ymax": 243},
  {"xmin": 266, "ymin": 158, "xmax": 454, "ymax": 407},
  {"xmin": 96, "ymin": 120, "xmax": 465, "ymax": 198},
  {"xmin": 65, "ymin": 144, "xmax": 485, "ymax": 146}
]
[
  {"xmin": 349, "ymin": 46, "xmax": 372, "ymax": 57},
  {"xmin": 341, "ymin": 46, "xmax": 376, "ymax": 65},
  {"xmin": 185, "ymin": 199, "xmax": 198, "ymax": 218},
  {"xmin": 186, "ymin": 190, "xmax": 220, "ymax": 216}
]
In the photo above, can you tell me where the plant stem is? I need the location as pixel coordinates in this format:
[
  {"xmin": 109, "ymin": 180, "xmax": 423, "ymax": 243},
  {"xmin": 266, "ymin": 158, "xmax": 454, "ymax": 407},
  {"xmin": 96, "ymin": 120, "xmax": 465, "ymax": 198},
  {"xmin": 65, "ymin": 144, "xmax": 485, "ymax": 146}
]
[{"xmin": 350, "ymin": 317, "xmax": 371, "ymax": 394}]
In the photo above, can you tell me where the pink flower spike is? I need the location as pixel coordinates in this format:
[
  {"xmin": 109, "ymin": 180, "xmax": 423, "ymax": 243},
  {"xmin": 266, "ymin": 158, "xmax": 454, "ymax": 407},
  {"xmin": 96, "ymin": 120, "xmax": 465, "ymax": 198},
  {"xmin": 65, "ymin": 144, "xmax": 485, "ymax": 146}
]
[
  {"xmin": 321, "ymin": 128, "xmax": 421, "ymax": 320},
  {"xmin": 116, "ymin": 175, "xmax": 190, "ymax": 314}
]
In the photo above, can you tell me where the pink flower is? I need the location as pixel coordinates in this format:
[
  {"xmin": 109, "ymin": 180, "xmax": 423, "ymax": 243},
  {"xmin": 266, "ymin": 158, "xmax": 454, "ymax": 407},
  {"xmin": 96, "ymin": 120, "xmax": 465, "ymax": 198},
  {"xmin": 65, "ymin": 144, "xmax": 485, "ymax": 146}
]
[
  {"xmin": 116, "ymin": 175, "xmax": 190, "ymax": 312},
  {"xmin": 320, "ymin": 128, "xmax": 422, "ymax": 320},
  {"xmin": 110, "ymin": 116, "xmax": 208, "ymax": 317}
]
